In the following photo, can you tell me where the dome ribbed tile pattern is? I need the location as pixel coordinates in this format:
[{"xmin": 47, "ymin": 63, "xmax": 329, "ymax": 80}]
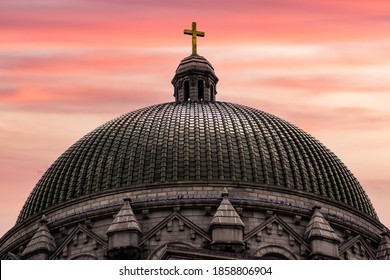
[{"xmin": 18, "ymin": 102, "xmax": 377, "ymax": 222}]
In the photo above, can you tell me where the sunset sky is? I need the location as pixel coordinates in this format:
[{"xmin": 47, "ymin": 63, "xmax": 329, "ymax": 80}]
[{"xmin": 1, "ymin": 0, "xmax": 389, "ymax": 237}]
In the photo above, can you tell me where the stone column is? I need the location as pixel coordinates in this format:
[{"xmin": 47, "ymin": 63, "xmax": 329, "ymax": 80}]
[
  {"xmin": 22, "ymin": 215, "xmax": 56, "ymax": 260},
  {"xmin": 304, "ymin": 206, "xmax": 340, "ymax": 259},
  {"xmin": 210, "ymin": 188, "xmax": 245, "ymax": 253},
  {"xmin": 106, "ymin": 197, "xmax": 142, "ymax": 259}
]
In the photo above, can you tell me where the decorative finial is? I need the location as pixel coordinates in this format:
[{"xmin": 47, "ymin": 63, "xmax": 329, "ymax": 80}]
[
  {"xmin": 221, "ymin": 188, "xmax": 229, "ymax": 198},
  {"xmin": 39, "ymin": 215, "xmax": 48, "ymax": 225},
  {"xmin": 381, "ymin": 227, "xmax": 390, "ymax": 236},
  {"xmin": 184, "ymin": 22, "xmax": 205, "ymax": 55},
  {"xmin": 312, "ymin": 205, "xmax": 321, "ymax": 211},
  {"xmin": 123, "ymin": 196, "xmax": 132, "ymax": 203}
]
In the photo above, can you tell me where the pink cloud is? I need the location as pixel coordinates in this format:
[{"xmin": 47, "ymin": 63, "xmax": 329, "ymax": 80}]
[
  {"xmin": 1, "ymin": 0, "xmax": 390, "ymax": 46},
  {"xmin": 1, "ymin": 51, "xmax": 177, "ymax": 74}
]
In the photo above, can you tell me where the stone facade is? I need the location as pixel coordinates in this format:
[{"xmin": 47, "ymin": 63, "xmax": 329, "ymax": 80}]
[{"xmin": 1, "ymin": 183, "xmax": 388, "ymax": 260}]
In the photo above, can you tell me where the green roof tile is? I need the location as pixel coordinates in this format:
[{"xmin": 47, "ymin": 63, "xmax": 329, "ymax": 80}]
[{"xmin": 17, "ymin": 102, "xmax": 377, "ymax": 222}]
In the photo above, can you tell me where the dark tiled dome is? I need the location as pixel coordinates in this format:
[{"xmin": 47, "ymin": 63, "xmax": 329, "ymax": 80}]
[{"xmin": 18, "ymin": 102, "xmax": 377, "ymax": 222}]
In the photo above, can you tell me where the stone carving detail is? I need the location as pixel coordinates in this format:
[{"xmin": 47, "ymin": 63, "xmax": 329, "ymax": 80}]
[
  {"xmin": 340, "ymin": 235, "xmax": 376, "ymax": 260},
  {"xmin": 50, "ymin": 224, "xmax": 107, "ymax": 260}
]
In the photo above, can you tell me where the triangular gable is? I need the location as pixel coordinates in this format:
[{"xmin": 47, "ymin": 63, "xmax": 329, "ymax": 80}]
[
  {"xmin": 50, "ymin": 224, "xmax": 107, "ymax": 259},
  {"xmin": 140, "ymin": 212, "xmax": 210, "ymax": 246},
  {"xmin": 244, "ymin": 214, "xmax": 309, "ymax": 251},
  {"xmin": 339, "ymin": 235, "xmax": 376, "ymax": 259}
]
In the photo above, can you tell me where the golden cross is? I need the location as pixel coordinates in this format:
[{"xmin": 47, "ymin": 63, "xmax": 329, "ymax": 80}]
[{"xmin": 184, "ymin": 22, "xmax": 205, "ymax": 55}]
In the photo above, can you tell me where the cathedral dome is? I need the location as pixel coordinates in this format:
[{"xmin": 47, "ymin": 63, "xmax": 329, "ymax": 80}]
[
  {"xmin": 18, "ymin": 101, "xmax": 377, "ymax": 223},
  {"xmin": 3, "ymin": 23, "xmax": 388, "ymax": 261}
]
